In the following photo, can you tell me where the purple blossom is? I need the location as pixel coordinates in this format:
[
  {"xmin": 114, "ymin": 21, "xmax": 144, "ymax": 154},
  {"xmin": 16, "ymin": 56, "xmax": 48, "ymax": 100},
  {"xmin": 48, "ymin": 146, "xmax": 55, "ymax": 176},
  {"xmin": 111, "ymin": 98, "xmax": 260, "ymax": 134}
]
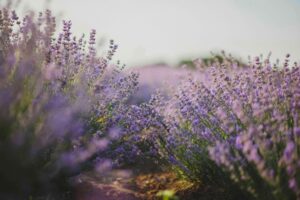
[{"xmin": 0, "ymin": 8, "xmax": 139, "ymax": 199}]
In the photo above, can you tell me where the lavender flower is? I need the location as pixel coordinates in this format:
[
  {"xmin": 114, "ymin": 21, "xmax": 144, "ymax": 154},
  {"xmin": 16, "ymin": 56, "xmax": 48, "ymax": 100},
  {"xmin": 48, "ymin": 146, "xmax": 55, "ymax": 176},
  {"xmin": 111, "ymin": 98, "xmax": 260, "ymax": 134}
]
[{"xmin": 0, "ymin": 8, "xmax": 139, "ymax": 199}]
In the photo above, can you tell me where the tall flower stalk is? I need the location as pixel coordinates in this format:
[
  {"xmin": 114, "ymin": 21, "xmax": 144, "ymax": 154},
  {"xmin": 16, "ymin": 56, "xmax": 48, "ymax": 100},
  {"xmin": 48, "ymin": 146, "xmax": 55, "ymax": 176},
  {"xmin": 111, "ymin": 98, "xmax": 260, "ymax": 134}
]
[{"xmin": 0, "ymin": 8, "xmax": 138, "ymax": 199}]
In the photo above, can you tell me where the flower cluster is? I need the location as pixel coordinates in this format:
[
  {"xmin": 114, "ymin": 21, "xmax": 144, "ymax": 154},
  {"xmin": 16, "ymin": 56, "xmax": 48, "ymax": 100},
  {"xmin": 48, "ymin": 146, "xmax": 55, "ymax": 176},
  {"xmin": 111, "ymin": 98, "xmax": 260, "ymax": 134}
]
[
  {"xmin": 148, "ymin": 53, "xmax": 300, "ymax": 199},
  {"xmin": 208, "ymin": 54, "xmax": 300, "ymax": 199},
  {"xmin": 0, "ymin": 8, "xmax": 138, "ymax": 199}
]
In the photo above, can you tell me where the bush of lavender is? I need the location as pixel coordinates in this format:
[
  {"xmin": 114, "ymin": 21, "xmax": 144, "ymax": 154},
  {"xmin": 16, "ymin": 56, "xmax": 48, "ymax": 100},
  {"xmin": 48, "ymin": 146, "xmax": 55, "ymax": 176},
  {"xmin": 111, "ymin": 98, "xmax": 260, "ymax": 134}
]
[
  {"xmin": 208, "ymin": 54, "xmax": 300, "ymax": 199},
  {"xmin": 0, "ymin": 8, "xmax": 138, "ymax": 199},
  {"xmin": 147, "ymin": 73, "xmax": 246, "ymax": 199},
  {"xmin": 151, "ymin": 54, "xmax": 300, "ymax": 199}
]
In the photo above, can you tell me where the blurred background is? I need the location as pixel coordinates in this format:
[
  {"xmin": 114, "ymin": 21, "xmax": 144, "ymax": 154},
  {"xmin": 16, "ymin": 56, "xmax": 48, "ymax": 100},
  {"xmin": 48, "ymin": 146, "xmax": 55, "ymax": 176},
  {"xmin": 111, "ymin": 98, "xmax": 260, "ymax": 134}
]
[{"xmin": 4, "ymin": 0, "xmax": 300, "ymax": 67}]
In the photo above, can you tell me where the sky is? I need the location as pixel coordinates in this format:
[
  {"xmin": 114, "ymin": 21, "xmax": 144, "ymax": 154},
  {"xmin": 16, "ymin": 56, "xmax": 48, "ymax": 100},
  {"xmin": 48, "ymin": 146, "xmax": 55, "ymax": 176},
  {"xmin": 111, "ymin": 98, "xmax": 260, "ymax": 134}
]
[{"xmin": 3, "ymin": 0, "xmax": 300, "ymax": 66}]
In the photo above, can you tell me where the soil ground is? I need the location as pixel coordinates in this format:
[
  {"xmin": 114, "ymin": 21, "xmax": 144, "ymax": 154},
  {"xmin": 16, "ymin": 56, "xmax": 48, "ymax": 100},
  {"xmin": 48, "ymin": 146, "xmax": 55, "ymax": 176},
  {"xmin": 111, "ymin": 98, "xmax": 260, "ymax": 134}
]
[{"xmin": 73, "ymin": 169, "xmax": 226, "ymax": 200}]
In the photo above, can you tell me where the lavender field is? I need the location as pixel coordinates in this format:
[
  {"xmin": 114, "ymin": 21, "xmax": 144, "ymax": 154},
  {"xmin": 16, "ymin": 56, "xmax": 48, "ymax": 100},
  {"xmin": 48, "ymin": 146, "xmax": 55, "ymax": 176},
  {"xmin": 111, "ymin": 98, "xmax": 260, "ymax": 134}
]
[{"xmin": 0, "ymin": 1, "xmax": 300, "ymax": 200}]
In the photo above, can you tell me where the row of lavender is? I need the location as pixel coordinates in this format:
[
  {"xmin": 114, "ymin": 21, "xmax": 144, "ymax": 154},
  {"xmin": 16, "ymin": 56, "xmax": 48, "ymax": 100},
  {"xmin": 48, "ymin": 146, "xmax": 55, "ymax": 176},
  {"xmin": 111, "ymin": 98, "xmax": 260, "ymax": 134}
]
[
  {"xmin": 0, "ymin": 8, "xmax": 299, "ymax": 200},
  {"xmin": 0, "ymin": 8, "xmax": 140, "ymax": 199},
  {"xmin": 142, "ymin": 53, "xmax": 300, "ymax": 199}
]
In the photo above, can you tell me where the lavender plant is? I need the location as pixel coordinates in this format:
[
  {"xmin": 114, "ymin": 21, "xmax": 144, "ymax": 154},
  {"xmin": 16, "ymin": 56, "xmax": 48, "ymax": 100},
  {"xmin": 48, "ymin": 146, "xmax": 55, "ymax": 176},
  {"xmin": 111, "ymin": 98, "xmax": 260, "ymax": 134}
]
[
  {"xmin": 208, "ymin": 54, "xmax": 300, "ymax": 199},
  {"xmin": 150, "ymin": 53, "xmax": 300, "ymax": 199},
  {"xmin": 147, "ymin": 73, "xmax": 247, "ymax": 199},
  {"xmin": 0, "ymin": 8, "xmax": 138, "ymax": 199}
]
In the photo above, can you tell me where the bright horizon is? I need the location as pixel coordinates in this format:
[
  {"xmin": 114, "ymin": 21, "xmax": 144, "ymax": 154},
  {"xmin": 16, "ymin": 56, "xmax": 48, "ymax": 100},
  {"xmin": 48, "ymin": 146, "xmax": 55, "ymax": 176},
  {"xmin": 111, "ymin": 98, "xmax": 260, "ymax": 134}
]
[{"xmin": 4, "ymin": 0, "xmax": 300, "ymax": 66}]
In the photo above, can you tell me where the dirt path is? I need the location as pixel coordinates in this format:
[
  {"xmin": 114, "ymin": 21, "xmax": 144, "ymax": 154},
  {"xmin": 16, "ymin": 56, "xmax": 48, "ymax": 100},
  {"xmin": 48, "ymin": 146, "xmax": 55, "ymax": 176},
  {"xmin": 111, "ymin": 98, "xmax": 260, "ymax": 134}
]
[
  {"xmin": 72, "ymin": 170, "xmax": 195, "ymax": 200},
  {"xmin": 73, "ymin": 177, "xmax": 144, "ymax": 200}
]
